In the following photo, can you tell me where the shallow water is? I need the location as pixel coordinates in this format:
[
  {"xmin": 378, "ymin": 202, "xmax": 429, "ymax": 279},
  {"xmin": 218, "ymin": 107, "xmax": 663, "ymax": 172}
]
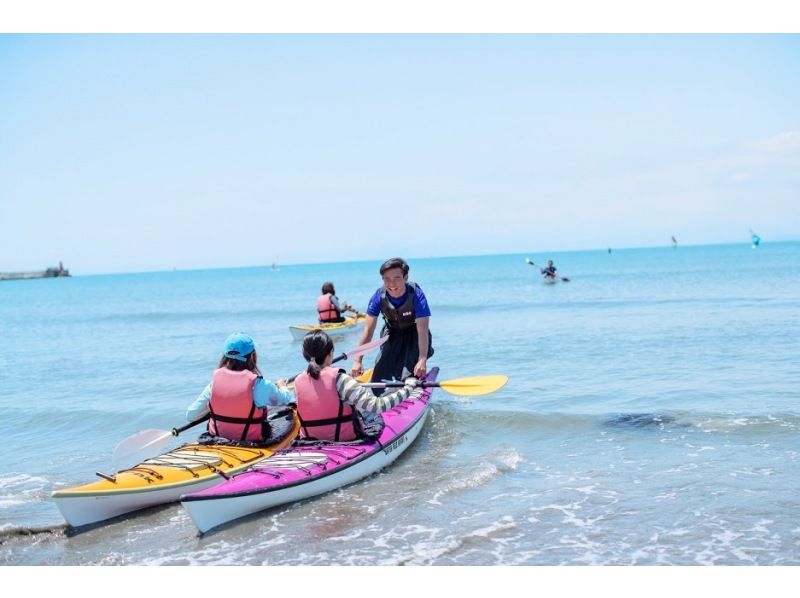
[{"xmin": 1, "ymin": 242, "xmax": 799, "ymax": 565}]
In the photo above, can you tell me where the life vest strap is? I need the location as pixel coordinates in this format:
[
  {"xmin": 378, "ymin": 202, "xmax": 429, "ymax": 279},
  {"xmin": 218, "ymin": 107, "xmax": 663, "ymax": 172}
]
[
  {"xmin": 297, "ymin": 398, "xmax": 354, "ymax": 442},
  {"xmin": 298, "ymin": 415, "xmax": 353, "ymax": 427},
  {"xmin": 209, "ymin": 413, "xmax": 264, "ymax": 424}
]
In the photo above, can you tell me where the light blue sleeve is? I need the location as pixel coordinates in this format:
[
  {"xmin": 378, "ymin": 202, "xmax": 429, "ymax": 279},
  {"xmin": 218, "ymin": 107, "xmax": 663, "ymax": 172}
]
[
  {"xmin": 253, "ymin": 378, "xmax": 295, "ymax": 408},
  {"xmin": 186, "ymin": 382, "xmax": 212, "ymax": 422}
]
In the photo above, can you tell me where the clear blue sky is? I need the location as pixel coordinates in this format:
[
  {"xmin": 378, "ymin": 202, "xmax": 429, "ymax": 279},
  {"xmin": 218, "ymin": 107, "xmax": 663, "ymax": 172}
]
[{"xmin": 1, "ymin": 34, "xmax": 799, "ymax": 274}]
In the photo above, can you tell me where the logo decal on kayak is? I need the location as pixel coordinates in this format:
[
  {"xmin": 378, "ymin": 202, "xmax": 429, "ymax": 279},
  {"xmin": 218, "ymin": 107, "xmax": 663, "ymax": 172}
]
[
  {"xmin": 383, "ymin": 434, "xmax": 407, "ymax": 456},
  {"xmin": 252, "ymin": 451, "xmax": 329, "ymax": 470}
]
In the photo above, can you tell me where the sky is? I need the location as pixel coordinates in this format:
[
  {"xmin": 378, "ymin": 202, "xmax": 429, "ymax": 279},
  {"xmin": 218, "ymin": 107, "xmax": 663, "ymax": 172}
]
[{"xmin": 1, "ymin": 29, "xmax": 799, "ymax": 274}]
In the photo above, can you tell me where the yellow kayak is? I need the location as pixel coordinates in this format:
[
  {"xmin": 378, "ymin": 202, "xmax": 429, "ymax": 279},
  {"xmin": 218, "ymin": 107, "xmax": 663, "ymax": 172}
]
[
  {"xmin": 289, "ymin": 312, "xmax": 366, "ymax": 341},
  {"xmin": 52, "ymin": 409, "xmax": 300, "ymax": 528}
]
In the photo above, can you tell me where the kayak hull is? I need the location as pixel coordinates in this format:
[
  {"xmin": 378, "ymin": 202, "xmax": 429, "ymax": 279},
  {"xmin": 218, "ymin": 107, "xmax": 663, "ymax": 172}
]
[
  {"xmin": 542, "ymin": 275, "xmax": 558, "ymax": 284},
  {"xmin": 289, "ymin": 313, "xmax": 366, "ymax": 341},
  {"xmin": 51, "ymin": 412, "xmax": 300, "ymax": 528},
  {"xmin": 181, "ymin": 367, "xmax": 439, "ymax": 534}
]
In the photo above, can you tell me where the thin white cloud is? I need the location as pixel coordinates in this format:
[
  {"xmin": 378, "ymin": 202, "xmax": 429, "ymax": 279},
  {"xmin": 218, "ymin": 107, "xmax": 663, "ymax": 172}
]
[{"xmin": 751, "ymin": 130, "xmax": 800, "ymax": 153}]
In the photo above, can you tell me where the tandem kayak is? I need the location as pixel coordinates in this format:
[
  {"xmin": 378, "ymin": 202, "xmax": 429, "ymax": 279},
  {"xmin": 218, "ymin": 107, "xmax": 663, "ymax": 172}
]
[
  {"xmin": 180, "ymin": 367, "xmax": 440, "ymax": 534},
  {"xmin": 51, "ymin": 408, "xmax": 300, "ymax": 528},
  {"xmin": 288, "ymin": 312, "xmax": 366, "ymax": 341}
]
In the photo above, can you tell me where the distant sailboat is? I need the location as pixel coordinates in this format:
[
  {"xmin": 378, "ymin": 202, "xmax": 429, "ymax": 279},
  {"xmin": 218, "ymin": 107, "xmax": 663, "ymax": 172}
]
[
  {"xmin": 271, "ymin": 255, "xmax": 280, "ymax": 272},
  {"xmin": 671, "ymin": 236, "xmax": 678, "ymax": 249},
  {"xmin": 750, "ymin": 229, "xmax": 761, "ymax": 249}
]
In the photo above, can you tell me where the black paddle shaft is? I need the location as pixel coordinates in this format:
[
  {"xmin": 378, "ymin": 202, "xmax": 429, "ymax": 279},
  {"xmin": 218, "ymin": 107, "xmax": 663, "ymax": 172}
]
[
  {"xmin": 172, "ymin": 413, "xmax": 210, "ymax": 436},
  {"xmin": 360, "ymin": 381, "xmax": 438, "ymax": 389}
]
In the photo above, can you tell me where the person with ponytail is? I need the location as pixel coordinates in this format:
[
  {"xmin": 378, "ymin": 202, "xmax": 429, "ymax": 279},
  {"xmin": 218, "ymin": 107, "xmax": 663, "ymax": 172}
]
[
  {"xmin": 186, "ymin": 332, "xmax": 294, "ymax": 443},
  {"xmin": 294, "ymin": 330, "xmax": 420, "ymax": 442}
]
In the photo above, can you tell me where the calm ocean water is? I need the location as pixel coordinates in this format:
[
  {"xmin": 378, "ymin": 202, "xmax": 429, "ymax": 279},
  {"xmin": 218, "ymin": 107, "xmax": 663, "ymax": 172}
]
[{"xmin": 1, "ymin": 242, "xmax": 799, "ymax": 565}]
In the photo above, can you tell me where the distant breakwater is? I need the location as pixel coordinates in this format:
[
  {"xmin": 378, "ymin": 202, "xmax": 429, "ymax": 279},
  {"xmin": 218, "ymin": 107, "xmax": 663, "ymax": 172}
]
[{"xmin": 0, "ymin": 267, "xmax": 70, "ymax": 281}]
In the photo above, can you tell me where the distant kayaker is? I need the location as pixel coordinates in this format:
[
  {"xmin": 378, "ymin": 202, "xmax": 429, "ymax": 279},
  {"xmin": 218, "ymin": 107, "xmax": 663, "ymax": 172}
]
[
  {"xmin": 186, "ymin": 333, "xmax": 293, "ymax": 443},
  {"xmin": 296, "ymin": 331, "xmax": 420, "ymax": 441},
  {"xmin": 350, "ymin": 257, "xmax": 434, "ymax": 391},
  {"xmin": 541, "ymin": 260, "xmax": 558, "ymax": 280},
  {"xmin": 318, "ymin": 281, "xmax": 355, "ymax": 323}
]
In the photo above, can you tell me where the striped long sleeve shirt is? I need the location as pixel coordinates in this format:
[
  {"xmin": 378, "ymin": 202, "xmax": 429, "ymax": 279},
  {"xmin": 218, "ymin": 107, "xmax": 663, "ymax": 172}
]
[{"xmin": 335, "ymin": 372, "xmax": 418, "ymax": 413}]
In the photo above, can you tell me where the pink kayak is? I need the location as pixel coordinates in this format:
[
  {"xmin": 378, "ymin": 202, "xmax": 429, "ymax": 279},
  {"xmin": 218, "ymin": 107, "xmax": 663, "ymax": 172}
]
[{"xmin": 180, "ymin": 367, "xmax": 439, "ymax": 533}]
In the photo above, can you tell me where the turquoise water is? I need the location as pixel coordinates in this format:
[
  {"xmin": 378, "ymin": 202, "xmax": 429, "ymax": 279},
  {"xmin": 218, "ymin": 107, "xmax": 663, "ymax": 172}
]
[{"xmin": 1, "ymin": 242, "xmax": 799, "ymax": 565}]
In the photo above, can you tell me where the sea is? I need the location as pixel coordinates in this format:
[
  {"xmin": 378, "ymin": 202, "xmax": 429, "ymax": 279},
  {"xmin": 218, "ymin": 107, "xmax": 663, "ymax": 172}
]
[{"xmin": 1, "ymin": 242, "xmax": 799, "ymax": 571}]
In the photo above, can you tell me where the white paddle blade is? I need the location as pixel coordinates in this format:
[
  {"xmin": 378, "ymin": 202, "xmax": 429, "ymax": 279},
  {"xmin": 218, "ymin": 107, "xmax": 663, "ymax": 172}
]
[
  {"xmin": 112, "ymin": 429, "xmax": 172, "ymax": 471},
  {"xmin": 344, "ymin": 335, "xmax": 388, "ymax": 360}
]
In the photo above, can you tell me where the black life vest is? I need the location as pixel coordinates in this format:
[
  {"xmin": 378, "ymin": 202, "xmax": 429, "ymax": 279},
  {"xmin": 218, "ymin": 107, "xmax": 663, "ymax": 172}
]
[{"xmin": 380, "ymin": 282, "xmax": 418, "ymax": 332}]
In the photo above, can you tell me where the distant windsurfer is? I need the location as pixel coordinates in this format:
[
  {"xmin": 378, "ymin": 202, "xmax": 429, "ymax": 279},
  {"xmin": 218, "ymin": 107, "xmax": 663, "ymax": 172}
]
[
  {"xmin": 671, "ymin": 236, "xmax": 678, "ymax": 249},
  {"xmin": 750, "ymin": 229, "xmax": 761, "ymax": 248}
]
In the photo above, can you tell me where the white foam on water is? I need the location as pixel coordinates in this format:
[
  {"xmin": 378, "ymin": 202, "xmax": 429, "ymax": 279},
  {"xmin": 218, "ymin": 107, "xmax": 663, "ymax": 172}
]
[
  {"xmin": 0, "ymin": 473, "xmax": 51, "ymax": 510},
  {"xmin": 428, "ymin": 447, "xmax": 523, "ymax": 505},
  {"xmin": 327, "ymin": 528, "xmax": 366, "ymax": 542},
  {"xmin": 374, "ymin": 516, "xmax": 518, "ymax": 565}
]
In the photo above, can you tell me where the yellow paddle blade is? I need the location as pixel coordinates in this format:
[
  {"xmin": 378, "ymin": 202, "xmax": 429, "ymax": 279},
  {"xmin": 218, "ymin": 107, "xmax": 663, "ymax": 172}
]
[
  {"xmin": 437, "ymin": 375, "xmax": 508, "ymax": 397},
  {"xmin": 357, "ymin": 368, "xmax": 374, "ymax": 383}
]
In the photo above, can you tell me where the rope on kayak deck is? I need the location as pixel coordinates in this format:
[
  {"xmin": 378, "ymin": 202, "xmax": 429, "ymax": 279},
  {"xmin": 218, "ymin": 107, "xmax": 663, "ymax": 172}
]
[
  {"xmin": 127, "ymin": 467, "xmax": 165, "ymax": 483},
  {"xmin": 249, "ymin": 450, "xmax": 334, "ymax": 477},
  {"xmin": 134, "ymin": 445, "xmax": 266, "ymax": 479},
  {"xmin": 133, "ymin": 464, "xmax": 199, "ymax": 480},
  {"xmin": 212, "ymin": 446, "xmax": 266, "ymax": 464}
]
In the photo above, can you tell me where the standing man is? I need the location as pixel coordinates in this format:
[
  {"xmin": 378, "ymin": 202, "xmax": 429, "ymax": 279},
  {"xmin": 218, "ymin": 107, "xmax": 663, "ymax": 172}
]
[{"xmin": 350, "ymin": 258, "xmax": 433, "ymax": 389}]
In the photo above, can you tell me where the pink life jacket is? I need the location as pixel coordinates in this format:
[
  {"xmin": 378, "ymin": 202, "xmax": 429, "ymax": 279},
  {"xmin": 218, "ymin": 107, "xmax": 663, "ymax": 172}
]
[
  {"xmin": 295, "ymin": 367, "xmax": 356, "ymax": 441},
  {"xmin": 208, "ymin": 368, "xmax": 268, "ymax": 442},
  {"xmin": 317, "ymin": 293, "xmax": 340, "ymax": 322}
]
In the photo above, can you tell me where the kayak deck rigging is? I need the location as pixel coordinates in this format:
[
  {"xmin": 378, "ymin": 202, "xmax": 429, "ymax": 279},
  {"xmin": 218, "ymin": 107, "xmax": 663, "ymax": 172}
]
[
  {"xmin": 107, "ymin": 445, "xmax": 268, "ymax": 482},
  {"xmin": 249, "ymin": 445, "xmax": 372, "ymax": 478}
]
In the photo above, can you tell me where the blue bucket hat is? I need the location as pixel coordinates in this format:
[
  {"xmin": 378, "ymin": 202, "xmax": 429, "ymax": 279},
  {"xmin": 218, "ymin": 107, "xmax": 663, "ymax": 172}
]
[{"xmin": 223, "ymin": 332, "xmax": 255, "ymax": 362}]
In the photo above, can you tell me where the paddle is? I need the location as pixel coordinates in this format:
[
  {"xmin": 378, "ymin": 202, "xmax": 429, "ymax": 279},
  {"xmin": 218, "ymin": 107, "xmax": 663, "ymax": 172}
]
[
  {"xmin": 111, "ymin": 337, "xmax": 388, "ymax": 470},
  {"xmin": 525, "ymin": 257, "xmax": 570, "ymax": 282},
  {"xmin": 360, "ymin": 374, "xmax": 508, "ymax": 397}
]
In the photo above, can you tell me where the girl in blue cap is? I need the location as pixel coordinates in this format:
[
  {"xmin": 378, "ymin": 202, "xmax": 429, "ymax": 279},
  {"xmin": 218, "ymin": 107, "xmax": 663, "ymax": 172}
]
[{"xmin": 186, "ymin": 333, "xmax": 294, "ymax": 443}]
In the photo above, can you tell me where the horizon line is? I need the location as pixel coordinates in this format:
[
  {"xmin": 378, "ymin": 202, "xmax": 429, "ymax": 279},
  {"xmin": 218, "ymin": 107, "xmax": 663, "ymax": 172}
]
[{"xmin": 25, "ymin": 237, "xmax": 798, "ymax": 278}]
